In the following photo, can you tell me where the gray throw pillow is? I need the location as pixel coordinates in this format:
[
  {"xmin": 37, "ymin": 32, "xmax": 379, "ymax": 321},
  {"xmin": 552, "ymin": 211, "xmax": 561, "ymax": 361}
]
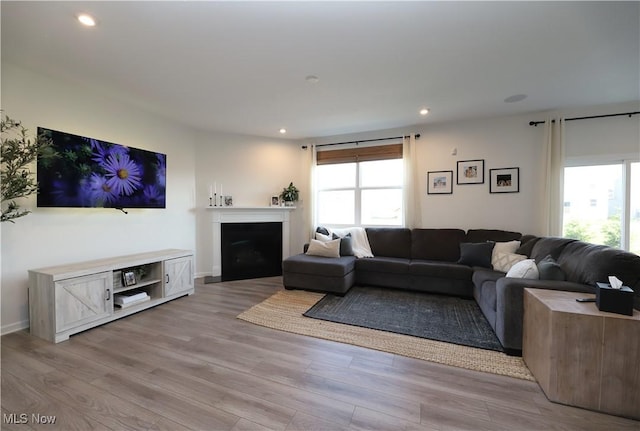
[
  {"xmin": 457, "ymin": 242, "xmax": 495, "ymax": 268},
  {"xmin": 332, "ymin": 232, "xmax": 354, "ymax": 256},
  {"xmin": 537, "ymin": 255, "xmax": 566, "ymax": 281}
]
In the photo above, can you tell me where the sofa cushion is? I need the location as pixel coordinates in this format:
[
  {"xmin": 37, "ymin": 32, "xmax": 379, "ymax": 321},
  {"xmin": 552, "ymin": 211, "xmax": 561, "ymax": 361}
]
[
  {"xmin": 365, "ymin": 228, "xmax": 412, "ymax": 258},
  {"xmin": 472, "ymin": 269, "xmax": 501, "ymax": 317},
  {"xmin": 282, "ymin": 253, "xmax": 356, "ymax": 277},
  {"xmin": 530, "ymin": 237, "xmax": 576, "ymax": 262},
  {"xmin": 557, "ymin": 241, "xmax": 640, "ymax": 293},
  {"xmin": 458, "ymin": 242, "xmax": 495, "ymax": 268},
  {"xmin": 411, "ymin": 228, "xmax": 466, "ymax": 262},
  {"xmin": 472, "ymin": 268, "xmax": 503, "ymax": 290},
  {"xmin": 306, "ymin": 239, "xmax": 341, "ymax": 258},
  {"xmin": 465, "ymin": 229, "xmax": 522, "ymax": 243},
  {"xmin": 355, "ymin": 256, "xmax": 409, "ymax": 274},
  {"xmin": 409, "ymin": 260, "xmax": 473, "ymax": 281},
  {"xmin": 537, "ymin": 255, "xmax": 566, "ymax": 281},
  {"xmin": 516, "ymin": 236, "xmax": 540, "ymax": 257}
]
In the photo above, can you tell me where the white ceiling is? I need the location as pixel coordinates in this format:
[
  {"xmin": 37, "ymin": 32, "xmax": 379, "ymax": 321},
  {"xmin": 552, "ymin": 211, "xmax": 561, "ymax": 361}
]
[{"xmin": 2, "ymin": 1, "xmax": 639, "ymax": 140}]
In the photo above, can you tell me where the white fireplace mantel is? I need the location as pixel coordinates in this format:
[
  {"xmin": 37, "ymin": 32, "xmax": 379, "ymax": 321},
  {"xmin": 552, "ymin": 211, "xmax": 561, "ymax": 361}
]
[{"xmin": 208, "ymin": 206, "xmax": 295, "ymax": 280}]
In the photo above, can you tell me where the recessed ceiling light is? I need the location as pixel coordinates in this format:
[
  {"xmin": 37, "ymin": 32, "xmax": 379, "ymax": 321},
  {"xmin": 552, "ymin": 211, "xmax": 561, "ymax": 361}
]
[
  {"xmin": 419, "ymin": 108, "xmax": 430, "ymax": 116},
  {"xmin": 305, "ymin": 75, "xmax": 319, "ymax": 84},
  {"xmin": 504, "ymin": 94, "xmax": 527, "ymax": 103},
  {"xmin": 279, "ymin": 128, "xmax": 287, "ymax": 134},
  {"xmin": 77, "ymin": 13, "xmax": 96, "ymax": 27}
]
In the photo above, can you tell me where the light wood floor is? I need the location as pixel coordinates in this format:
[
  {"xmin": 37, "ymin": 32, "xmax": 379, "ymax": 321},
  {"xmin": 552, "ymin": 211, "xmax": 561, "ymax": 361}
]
[{"xmin": 2, "ymin": 277, "xmax": 636, "ymax": 430}]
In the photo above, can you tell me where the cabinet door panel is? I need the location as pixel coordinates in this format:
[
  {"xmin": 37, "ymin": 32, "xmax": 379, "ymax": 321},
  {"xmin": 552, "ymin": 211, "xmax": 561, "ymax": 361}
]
[
  {"xmin": 55, "ymin": 272, "xmax": 112, "ymax": 331},
  {"xmin": 165, "ymin": 257, "xmax": 193, "ymax": 297}
]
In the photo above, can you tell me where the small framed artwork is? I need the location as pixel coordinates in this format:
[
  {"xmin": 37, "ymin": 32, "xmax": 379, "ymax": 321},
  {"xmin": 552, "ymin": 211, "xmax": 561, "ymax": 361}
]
[
  {"xmin": 223, "ymin": 195, "xmax": 233, "ymax": 206},
  {"xmin": 427, "ymin": 170, "xmax": 453, "ymax": 194},
  {"xmin": 122, "ymin": 271, "xmax": 137, "ymax": 287},
  {"xmin": 270, "ymin": 195, "xmax": 280, "ymax": 207},
  {"xmin": 457, "ymin": 159, "xmax": 485, "ymax": 185},
  {"xmin": 490, "ymin": 167, "xmax": 520, "ymax": 193}
]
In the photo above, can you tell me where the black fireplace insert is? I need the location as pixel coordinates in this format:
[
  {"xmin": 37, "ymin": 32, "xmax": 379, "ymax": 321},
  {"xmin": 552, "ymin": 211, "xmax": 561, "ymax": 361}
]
[{"xmin": 221, "ymin": 222, "xmax": 283, "ymax": 281}]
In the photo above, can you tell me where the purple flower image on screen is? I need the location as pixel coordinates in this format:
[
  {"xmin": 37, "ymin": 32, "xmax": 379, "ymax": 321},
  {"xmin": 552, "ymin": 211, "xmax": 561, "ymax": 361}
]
[
  {"xmin": 103, "ymin": 153, "xmax": 143, "ymax": 196},
  {"xmin": 88, "ymin": 173, "xmax": 118, "ymax": 204},
  {"xmin": 89, "ymin": 138, "xmax": 128, "ymax": 164},
  {"xmin": 37, "ymin": 128, "xmax": 167, "ymax": 209},
  {"xmin": 156, "ymin": 154, "xmax": 166, "ymax": 188},
  {"xmin": 143, "ymin": 185, "xmax": 163, "ymax": 204}
]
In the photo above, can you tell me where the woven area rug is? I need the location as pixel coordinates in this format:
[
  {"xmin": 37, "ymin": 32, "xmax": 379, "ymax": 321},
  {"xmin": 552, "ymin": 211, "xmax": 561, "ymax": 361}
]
[
  {"xmin": 304, "ymin": 286, "xmax": 503, "ymax": 352},
  {"xmin": 237, "ymin": 289, "xmax": 534, "ymax": 381}
]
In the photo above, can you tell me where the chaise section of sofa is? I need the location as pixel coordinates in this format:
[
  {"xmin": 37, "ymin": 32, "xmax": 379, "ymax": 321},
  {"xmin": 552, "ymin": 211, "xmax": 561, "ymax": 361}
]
[{"xmin": 283, "ymin": 253, "xmax": 356, "ymax": 295}]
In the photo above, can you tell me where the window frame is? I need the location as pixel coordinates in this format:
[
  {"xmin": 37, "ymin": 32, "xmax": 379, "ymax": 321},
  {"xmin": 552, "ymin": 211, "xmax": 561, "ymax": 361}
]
[
  {"xmin": 314, "ymin": 143, "xmax": 404, "ymax": 228},
  {"xmin": 563, "ymin": 153, "xmax": 639, "ymax": 252}
]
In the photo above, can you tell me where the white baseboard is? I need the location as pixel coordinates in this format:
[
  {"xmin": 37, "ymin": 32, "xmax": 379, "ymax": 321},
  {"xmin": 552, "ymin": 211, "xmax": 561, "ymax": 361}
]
[{"xmin": 2, "ymin": 320, "xmax": 29, "ymax": 336}]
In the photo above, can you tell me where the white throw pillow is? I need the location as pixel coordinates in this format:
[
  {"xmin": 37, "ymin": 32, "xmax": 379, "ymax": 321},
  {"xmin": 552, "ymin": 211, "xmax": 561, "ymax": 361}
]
[
  {"xmin": 493, "ymin": 252, "xmax": 527, "ymax": 273},
  {"xmin": 491, "ymin": 240, "xmax": 521, "ymax": 268},
  {"xmin": 506, "ymin": 259, "xmax": 539, "ymax": 279},
  {"xmin": 306, "ymin": 238, "xmax": 341, "ymax": 258},
  {"xmin": 315, "ymin": 232, "xmax": 332, "ymax": 242}
]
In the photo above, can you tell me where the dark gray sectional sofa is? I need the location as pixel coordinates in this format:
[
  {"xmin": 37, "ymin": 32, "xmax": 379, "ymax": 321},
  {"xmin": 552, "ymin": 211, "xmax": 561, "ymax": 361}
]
[{"xmin": 282, "ymin": 228, "xmax": 640, "ymax": 355}]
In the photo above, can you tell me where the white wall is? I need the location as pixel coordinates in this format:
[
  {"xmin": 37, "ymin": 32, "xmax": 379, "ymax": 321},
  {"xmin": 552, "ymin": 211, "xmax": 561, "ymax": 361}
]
[
  {"xmin": 1, "ymin": 64, "xmax": 198, "ymax": 334},
  {"xmin": 417, "ymin": 113, "xmax": 543, "ymax": 234},
  {"xmin": 193, "ymin": 131, "xmax": 308, "ymax": 277}
]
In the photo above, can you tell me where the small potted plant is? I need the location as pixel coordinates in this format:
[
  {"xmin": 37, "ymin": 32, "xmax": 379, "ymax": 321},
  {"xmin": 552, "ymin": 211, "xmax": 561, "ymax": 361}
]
[{"xmin": 279, "ymin": 182, "xmax": 299, "ymax": 207}]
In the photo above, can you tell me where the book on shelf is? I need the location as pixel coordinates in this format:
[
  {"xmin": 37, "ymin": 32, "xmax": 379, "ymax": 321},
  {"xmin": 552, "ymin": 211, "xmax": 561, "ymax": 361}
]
[
  {"xmin": 115, "ymin": 296, "xmax": 150, "ymax": 309},
  {"xmin": 114, "ymin": 289, "xmax": 149, "ymax": 306}
]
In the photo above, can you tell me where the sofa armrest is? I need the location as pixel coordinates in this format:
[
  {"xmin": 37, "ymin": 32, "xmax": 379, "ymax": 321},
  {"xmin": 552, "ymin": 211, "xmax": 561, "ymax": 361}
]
[{"xmin": 494, "ymin": 278, "xmax": 592, "ymax": 352}]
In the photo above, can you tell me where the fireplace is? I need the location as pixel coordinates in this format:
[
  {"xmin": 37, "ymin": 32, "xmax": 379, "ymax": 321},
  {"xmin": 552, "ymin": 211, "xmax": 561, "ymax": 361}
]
[
  {"xmin": 221, "ymin": 222, "xmax": 282, "ymax": 281},
  {"xmin": 208, "ymin": 206, "xmax": 294, "ymax": 282}
]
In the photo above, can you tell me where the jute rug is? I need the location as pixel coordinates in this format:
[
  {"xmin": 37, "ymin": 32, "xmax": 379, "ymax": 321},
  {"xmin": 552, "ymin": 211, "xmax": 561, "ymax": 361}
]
[{"xmin": 237, "ymin": 289, "xmax": 534, "ymax": 381}]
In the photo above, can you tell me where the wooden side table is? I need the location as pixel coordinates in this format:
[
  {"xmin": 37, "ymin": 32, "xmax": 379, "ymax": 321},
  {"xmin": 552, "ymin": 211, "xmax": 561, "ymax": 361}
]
[{"xmin": 523, "ymin": 288, "xmax": 640, "ymax": 420}]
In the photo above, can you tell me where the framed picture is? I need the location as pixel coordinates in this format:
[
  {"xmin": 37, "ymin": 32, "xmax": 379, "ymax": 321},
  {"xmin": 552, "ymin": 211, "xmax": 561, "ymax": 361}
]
[
  {"xmin": 270, "ymin": 195, "xmax": 280, "ymax": 207},
  {"xmin": 223, "ymin": 195, "xmax": 233, "ymax": 206},
  {"xmin": 490, "ymin": 167, "xmax": 520, "ymax": 193},
  {"xmin": 427, "ymin": 170, "xmax": 453, "ymax": 194},
  {"xmin": 457, "ymin": 159, "xmax": 485, "ymax": 185},
  {"xmin": 122, "ymin": 271, "xmax": 137, "ymax": 287}
]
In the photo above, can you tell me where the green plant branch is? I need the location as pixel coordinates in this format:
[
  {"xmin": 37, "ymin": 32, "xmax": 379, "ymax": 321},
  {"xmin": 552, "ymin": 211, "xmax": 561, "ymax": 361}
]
[{"xmin": 1, "ymin": 113, "xmax": 55, "ymax": 223}]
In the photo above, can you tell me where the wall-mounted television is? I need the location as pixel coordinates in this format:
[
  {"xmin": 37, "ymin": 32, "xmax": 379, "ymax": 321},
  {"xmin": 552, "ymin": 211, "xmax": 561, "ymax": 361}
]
[{"xmin": 37, "ymin": 128, "xmax": 166, "ymax": 209}]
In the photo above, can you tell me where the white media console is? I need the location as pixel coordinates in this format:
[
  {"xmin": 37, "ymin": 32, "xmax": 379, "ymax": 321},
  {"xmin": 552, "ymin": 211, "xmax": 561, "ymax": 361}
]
[{"xmin": 28, "ymin": 249, "xmax": 194, "ymax": 343}]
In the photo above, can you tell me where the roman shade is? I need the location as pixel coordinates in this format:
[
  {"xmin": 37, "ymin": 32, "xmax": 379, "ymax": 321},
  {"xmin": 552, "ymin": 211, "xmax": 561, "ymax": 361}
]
[{"xmin": 316, "ymin": 143, "xmax": 402, "ymax": 165}]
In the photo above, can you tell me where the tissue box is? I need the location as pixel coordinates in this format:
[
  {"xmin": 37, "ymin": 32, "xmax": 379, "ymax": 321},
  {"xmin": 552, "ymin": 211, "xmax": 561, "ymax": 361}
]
[{"xmin": 595, "ymin": 282, "xmax": 634, "ymax": 316}]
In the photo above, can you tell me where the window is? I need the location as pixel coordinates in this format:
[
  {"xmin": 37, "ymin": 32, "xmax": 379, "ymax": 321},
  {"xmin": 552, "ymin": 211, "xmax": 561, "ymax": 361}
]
[
  {"xmin": 563, "ymin": 160, "xmax": 639, "ymax": 253},
  {"xmin": 315, "ymin": 144, "xmax": 404, "ymax": 227}
]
